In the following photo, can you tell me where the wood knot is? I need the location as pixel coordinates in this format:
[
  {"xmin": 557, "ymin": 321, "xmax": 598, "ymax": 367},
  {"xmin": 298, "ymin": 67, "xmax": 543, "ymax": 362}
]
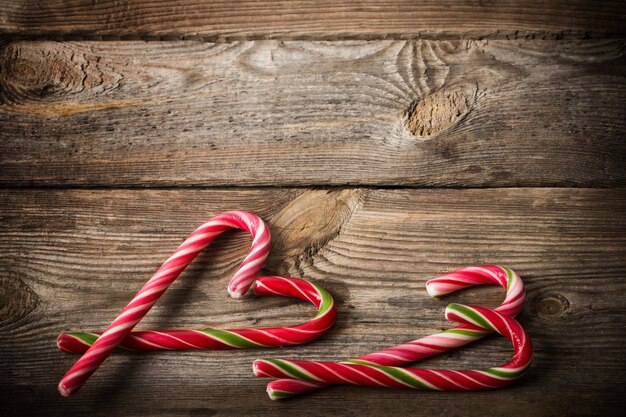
[
  {"xmin": 536, "ymin": 293, "xmax": 570, "ymax": 318},
  {"xmin": 404, "ymin": 85, "xmax": 477, "ymax": 137},
  {"xmin": 0, "ymin": 274, "xmax": 39, "ymax": 326},
  {"xmin": 267, "ymin": 189, "xmax": 364, "ymax": 270},
  {"xmin": 0, "ymin": 42, "xmax": 100, "ymax": 105}
]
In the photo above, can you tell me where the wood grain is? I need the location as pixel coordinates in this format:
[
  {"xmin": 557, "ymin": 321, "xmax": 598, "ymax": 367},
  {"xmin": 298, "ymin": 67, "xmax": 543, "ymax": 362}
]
[
  {"xmin": 1, "ymin": 188, "xmax": 624, "ymax": 416},
  {"xmin": 1, "ymin": 39, "xmax": 625, "ymax": 187},
  {"xmin": 0, "ymin": 0, "xmax": 624, "ymax": 39}
]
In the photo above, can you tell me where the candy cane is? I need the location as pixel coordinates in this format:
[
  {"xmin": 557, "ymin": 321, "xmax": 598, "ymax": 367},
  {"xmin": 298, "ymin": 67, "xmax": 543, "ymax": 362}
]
[
  {"xmin": 254, "ymin": 304, "xmax": 533, "ymax": 391},
  {"xmin": 57, "ymin": 276, "xmax": 336, "ymax": 352},
  {"xmin": 59, "ymin": 211, "xmax": 271, "ymax": 397},
  {"xmin": 264, "ymin": 265, "xmax": 524, "ymax": 399}
]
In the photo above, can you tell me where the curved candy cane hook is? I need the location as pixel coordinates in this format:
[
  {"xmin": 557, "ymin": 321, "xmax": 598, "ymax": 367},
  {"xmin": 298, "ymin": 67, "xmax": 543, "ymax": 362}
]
[
  {"xmin": 263, "ymin": 265, "xmax": 525, "ymax": 399},
  {"xmin": 254, "ymin": 304, "xmax": 533, "ymax": 391}
]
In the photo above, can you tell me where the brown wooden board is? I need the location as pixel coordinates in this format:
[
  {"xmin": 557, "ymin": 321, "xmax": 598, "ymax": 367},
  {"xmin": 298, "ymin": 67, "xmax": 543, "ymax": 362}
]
[
  {"xmin": 1, "ymin": 188, "xmax": 625, "ymax": 416},
  {"xmin": 0, "ymin": 0, "xmax": 624, "ymax": 39},
  {"xmin": 1, "ymin": 39, "xmax": 625, "ymax": 187}
]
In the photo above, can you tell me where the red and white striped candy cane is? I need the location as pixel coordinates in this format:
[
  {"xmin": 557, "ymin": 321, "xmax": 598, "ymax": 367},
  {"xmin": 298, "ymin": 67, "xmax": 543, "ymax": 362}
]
[
  {"xmin": 254, "ymin": 304, "xmax": 533, "ymax": 391},
  {"xmin": 58, "ymin": 211, "xmax": 272, "ymax": 397},
  {"xmin": 57, "ymin": 276, "xmax": 336, "ymax": 352},
  {"xmin": 264, "ymin": 265, "xmax": 524, "ymax": 399}
]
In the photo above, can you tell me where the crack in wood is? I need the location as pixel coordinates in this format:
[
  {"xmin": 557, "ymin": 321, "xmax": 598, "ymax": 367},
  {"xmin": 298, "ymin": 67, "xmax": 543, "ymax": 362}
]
[{"xmin": 0, "ymin": 1, "xmax": 623, "ymax": 40}]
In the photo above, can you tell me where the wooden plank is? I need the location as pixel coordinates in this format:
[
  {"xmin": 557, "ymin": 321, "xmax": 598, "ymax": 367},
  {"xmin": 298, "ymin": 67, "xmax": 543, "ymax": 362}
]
[
  {"xmin": 0, "ymin": 1, "xmax": 624, "ymax": 39},
  {"xmin": 1, "ymin": 39, "xmax": 625, "ymax": 187},
  {"xmin": 1, "ymin": 188, "xmax": 624, "ymax": 416}
]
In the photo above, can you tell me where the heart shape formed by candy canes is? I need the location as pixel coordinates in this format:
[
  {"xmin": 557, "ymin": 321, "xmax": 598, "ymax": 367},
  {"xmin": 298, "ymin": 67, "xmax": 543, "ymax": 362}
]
[
  {"xmin": 57, "ymin": 211, "xmax": 336, "ymax": 397},
  {"xmin": 256, "ymin": 265, "xmax": 531, "ymax": 399}
]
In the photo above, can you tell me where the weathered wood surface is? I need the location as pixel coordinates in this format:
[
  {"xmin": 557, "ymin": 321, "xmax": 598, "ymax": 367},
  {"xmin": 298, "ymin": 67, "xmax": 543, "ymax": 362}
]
[
  {"xmin": 1, "ymin": 188, "xmax": 625, "ymax": 416},
  {"xmin": 1, "ymin": 39, "xmax": 625, "ymax": 187},
  {"xmin": 0, "ymin": 0, "xmax": 624, "ymax": 39},
  {"xmin": 2, "ymin": 2, "xmax": 625, "ymax": 415}
]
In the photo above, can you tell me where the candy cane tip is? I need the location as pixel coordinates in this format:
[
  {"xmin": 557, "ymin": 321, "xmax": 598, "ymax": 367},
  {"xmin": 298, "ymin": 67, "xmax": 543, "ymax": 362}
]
[
  {"xmin": 444, "ymin": 303, "xmax": 461, "ymax": 315},
  {"xmin": 266, "ymin": 386, "xmax": 281, "ymax": 401},
  {"xmin": 57, "ymin": 382, "xmax": 73, "ymax": 397},
  {"xmin": 56, "ymin": 334, "xmax": 76, "ymax": 352},
  {"xmin": 56, "ymin": 334, "xmax": 65, "ymax": 351},
  {"xmin": 251, "ymin": 360, "xmax": 263, "ymax": 376},
  {"xmin": 227, "ymin": 287, "xmax": 245, "ymax": 299},
  {"xmin": 425, "ymin": 284, "xmax": 442, "ymax": 298}
]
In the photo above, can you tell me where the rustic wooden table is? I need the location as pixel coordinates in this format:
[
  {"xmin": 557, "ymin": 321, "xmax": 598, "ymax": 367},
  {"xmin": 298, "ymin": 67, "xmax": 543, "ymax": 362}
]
[{"xmin": 1, "ymin": 2, "xmax": 625, "ymax": 416}]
